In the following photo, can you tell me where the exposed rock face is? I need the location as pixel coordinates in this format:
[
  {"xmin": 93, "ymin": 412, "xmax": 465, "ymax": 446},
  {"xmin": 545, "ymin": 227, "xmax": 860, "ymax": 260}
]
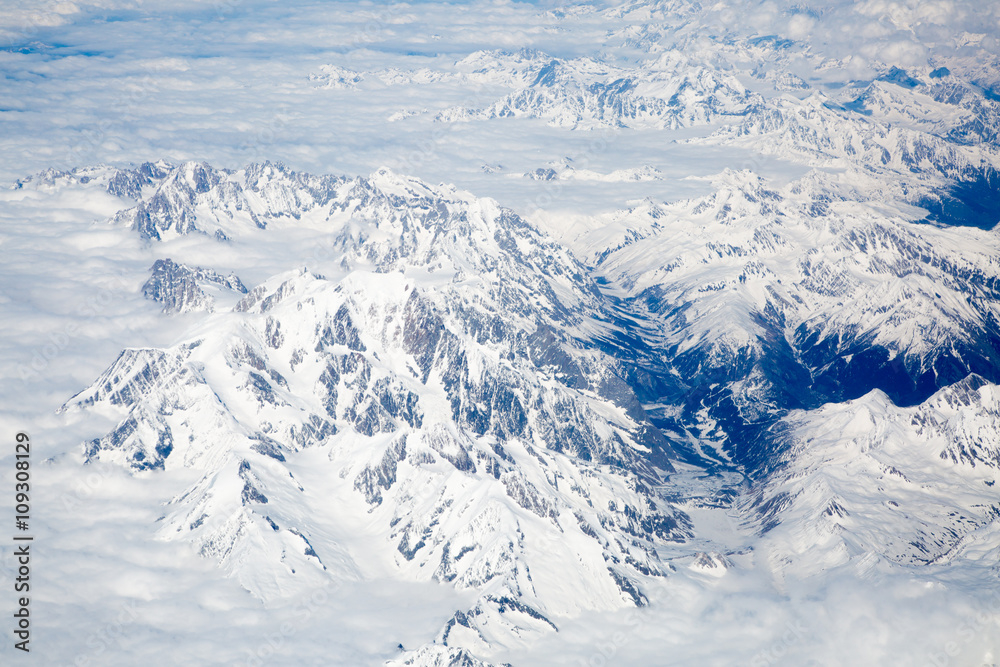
[
  {"xmin": 35, "ymin": 63, "xmax": 1000, "ymax": 659},
  {"xmin": 64, "ymin": 166, "xmax": 692, "ymax": 660},
  {"xmin": 43, "ymin": 155, "xmax": 1000, "ymax": 658},
  {"xmin": 103, "ymin": 160, "xmax": 345, "ymax": 240},
  {"xmin": 142, "ymin": 258, "xmax": 247, "ymax": 313},
  {"xmin": 566, "ymin": 167, "xmax": 1000, "ymax": 475}
]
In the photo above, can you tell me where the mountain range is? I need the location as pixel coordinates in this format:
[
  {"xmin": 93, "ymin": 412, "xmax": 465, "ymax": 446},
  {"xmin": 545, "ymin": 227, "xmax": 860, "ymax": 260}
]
[{"xmin": 18, "ymin": 139, "xmax": 997, "ymax": 663}]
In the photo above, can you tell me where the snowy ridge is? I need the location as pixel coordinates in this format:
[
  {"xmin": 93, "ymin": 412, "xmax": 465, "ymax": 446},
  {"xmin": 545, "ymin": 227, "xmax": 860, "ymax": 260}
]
[
  {"xmin": 109, "ymin": 161, "xmax": 347, "ymax": 241},
  {"xmin": 742, "ymin": 375, "xmax": 1000, "ymax": 579},
  {"xmin": 437, "ymin": 52, "xmax": 760, "ymax": 130},
  {"xmin": 61, "ymin": 165, "xmax": 697, "ymax": 661},
  {"xmin": 696, "ymin": 92, "xmax": 1000, "ymax": 182},
  {"xmin": 310, "ymin": 47, "xmax": 759, "ymax": 131},
  {"xmin": 552, "ymin": 165, "xmax": 1000, "ymax": 472},
  {"xmin": 522, "ymin": 158, "xmax": 662, "ymax": 183},
  {"xmin": 142, "ymin": 258, "xmax": 247, "ymax": 313}
]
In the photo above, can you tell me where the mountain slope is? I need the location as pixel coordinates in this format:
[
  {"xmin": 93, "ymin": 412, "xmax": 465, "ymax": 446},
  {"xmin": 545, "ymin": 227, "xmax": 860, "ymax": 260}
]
[
  {"xmin": 61, "ymin": 164, "xmax": 695, "ymax": 661},
  {"xmin": 552, "ymin": 167, "xmax": 1000, "ymax": 474},
  {"xmin": 741, "ymin": 375, "xmax": 1000, "ymax": 581}
]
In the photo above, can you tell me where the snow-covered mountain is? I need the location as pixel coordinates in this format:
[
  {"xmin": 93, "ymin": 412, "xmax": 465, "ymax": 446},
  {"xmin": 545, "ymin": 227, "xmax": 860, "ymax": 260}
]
[
  {"xmin": 142, "ymin": 258, "xmax": 247, "ymax": 313},
  {"xmin": 522, "ymin": 158, "xmax": 663, "ymax": 183},
  {"xmin": 40, "ymin": 149, "xmax": 1000, "ymax": 663},
  {"xmin": 741, "ymin": 374, "xmax": 1000, "ymax": 581},
  {"xmin": 312, "ymin": 48, "xmax": 760, "ymax": 131},
  {"xmin": 552, "ymin": 165, "xmax": 1000, "ymax": 474},
  {"xmin": 437, "ymin": 51, "xmax": 760, "ymax": 130},
  {"xmin": 59, "ymin": 161, "xmax": 698, "ymax": 661}
]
